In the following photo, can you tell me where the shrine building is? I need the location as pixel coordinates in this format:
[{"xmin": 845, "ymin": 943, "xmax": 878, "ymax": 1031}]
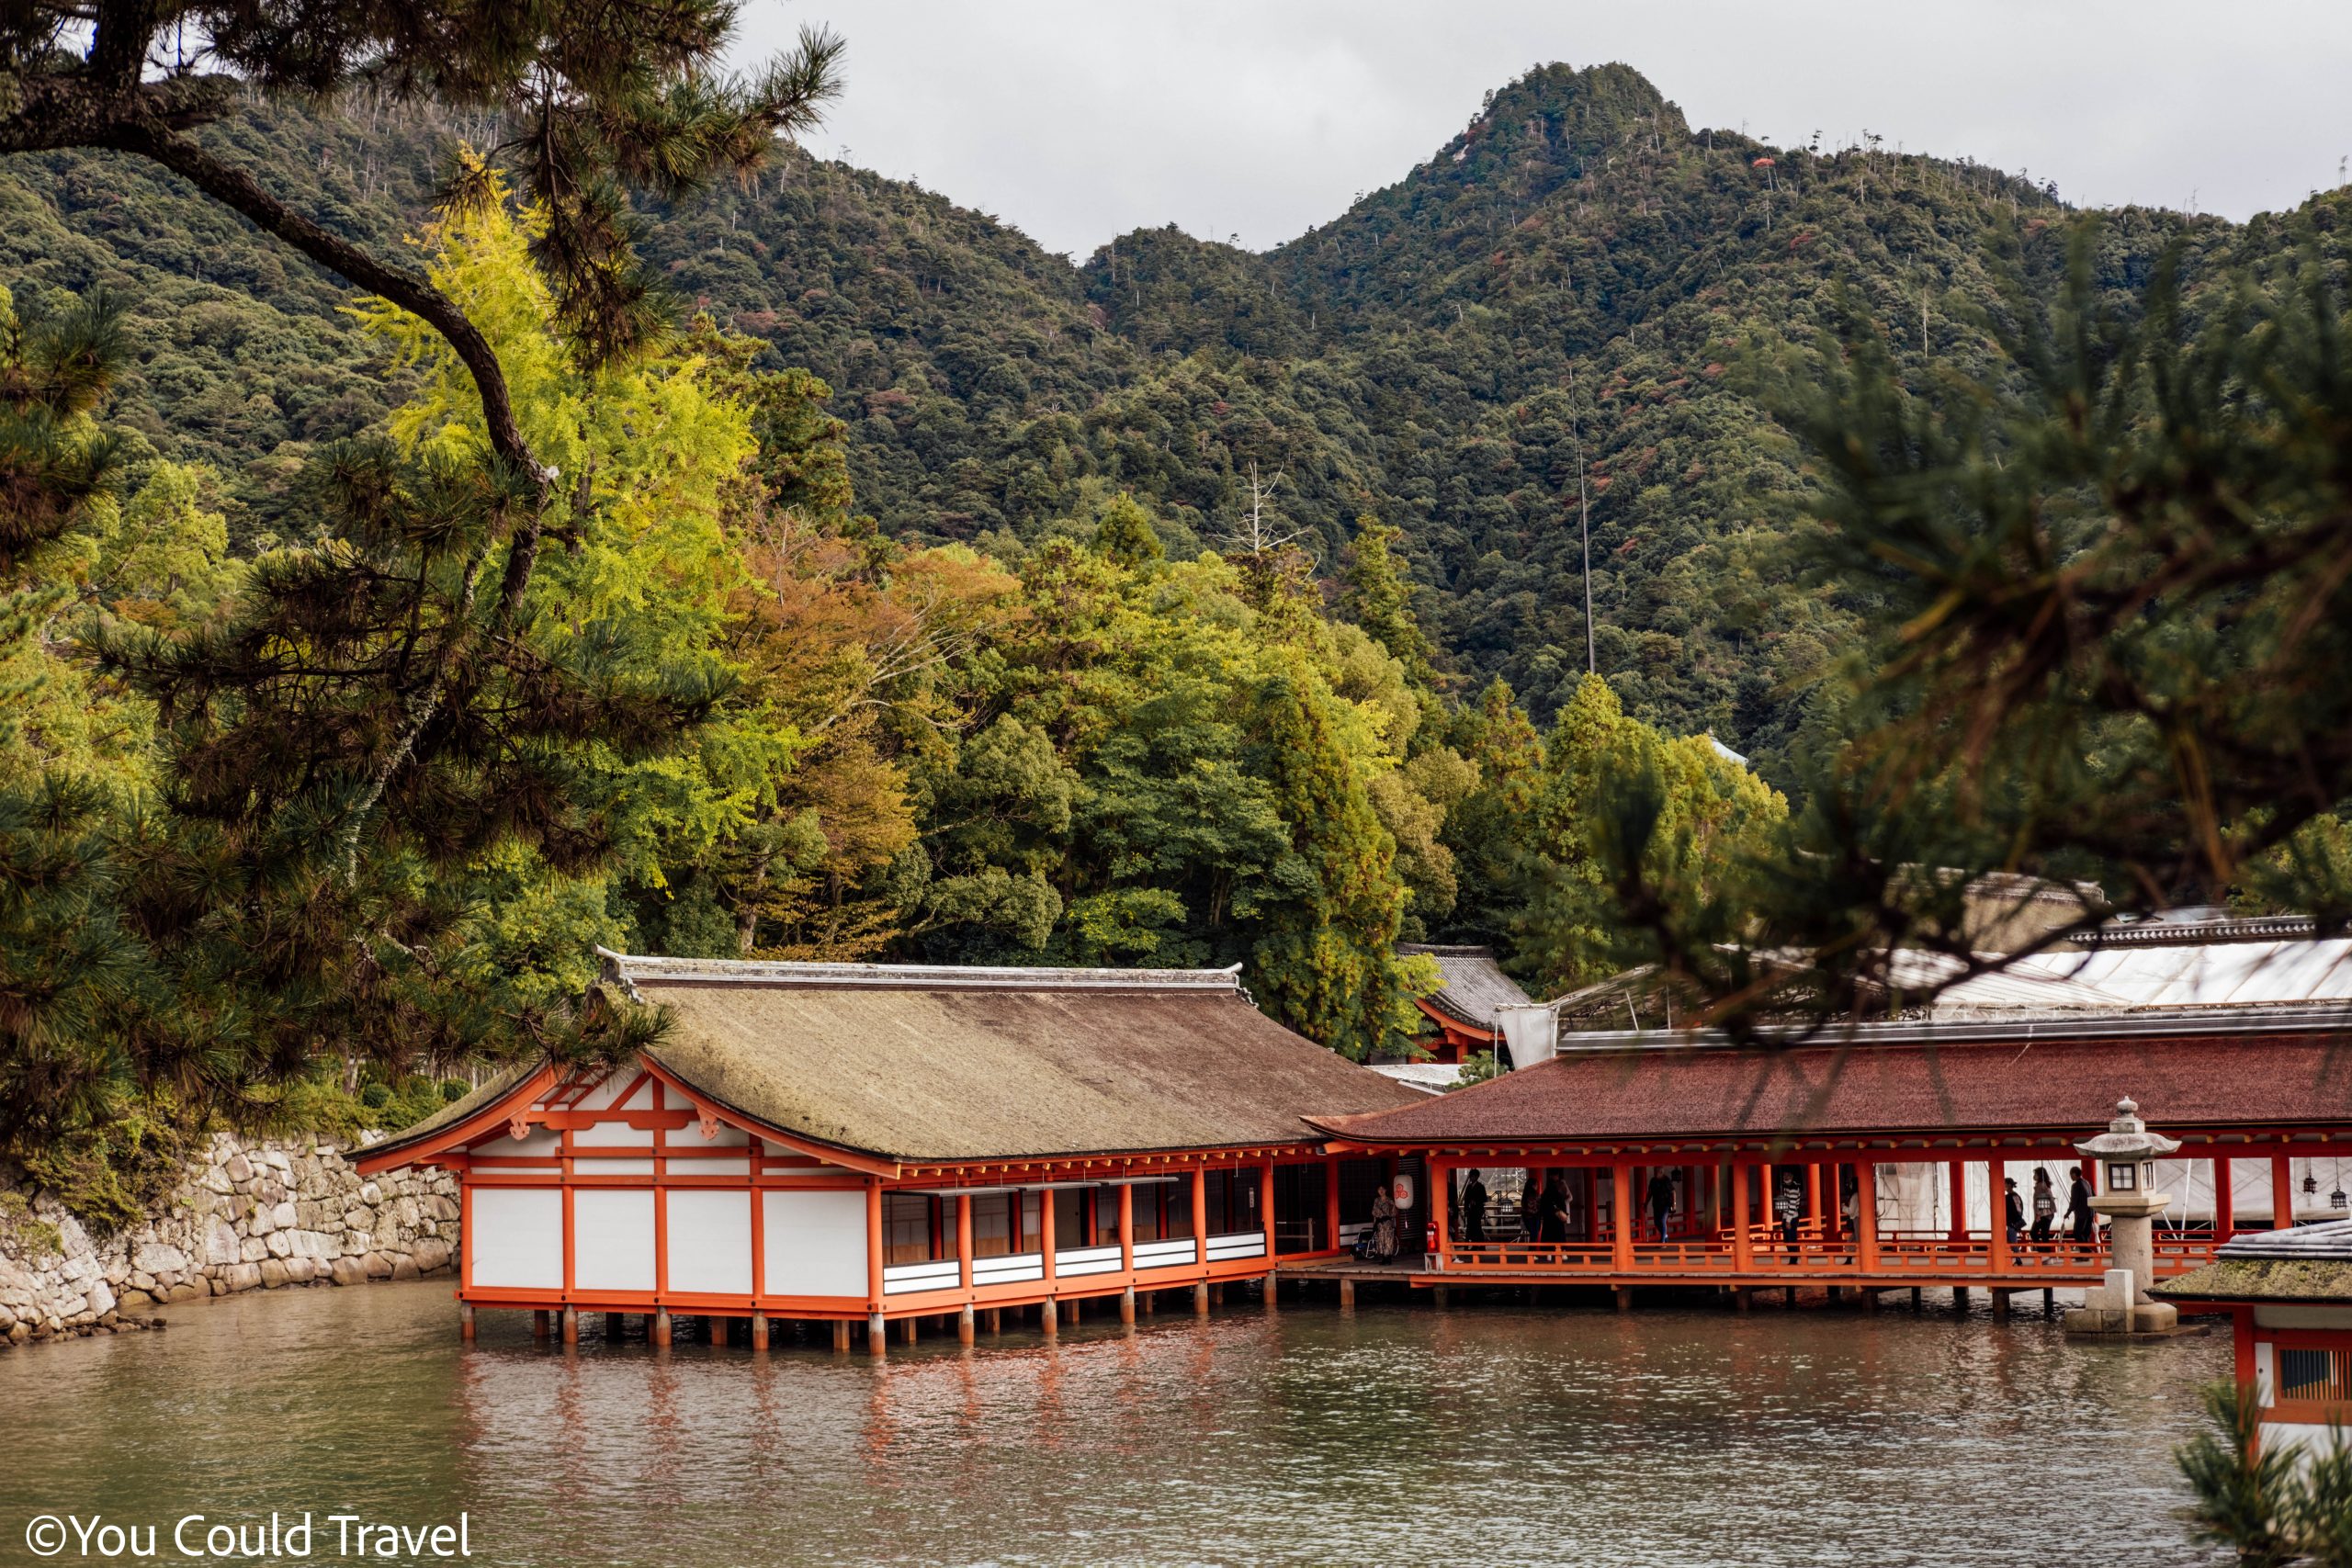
[{"xmin": 353, "ymin": 951, "xmax": 1420, "ymax": 1351}]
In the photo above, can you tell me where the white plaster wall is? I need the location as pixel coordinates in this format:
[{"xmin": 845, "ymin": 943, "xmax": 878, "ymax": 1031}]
[
  {"xmin": 666, "ymin": 1190, "xmax": 752, "ymax": 1296},
  {"xmin": 571, "ymin": 1190, "xmax": 656, "ymax": 1292},
  {"xmin": 762, "ymin": 1190, "xmax": 866, "ymax": 1299},
  {"xmin": 469, "ymin": 1188, "xmax": 563, "ymax": 1288},
  {"xmin": 571, "ymin": 1122, "xmax": 644, "ymax": 1147}
]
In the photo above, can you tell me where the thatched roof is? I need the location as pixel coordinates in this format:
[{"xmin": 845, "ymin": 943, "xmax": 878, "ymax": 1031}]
[
  {"xmin": 2153, "ymin": 1259, "xmax": 2352, "ymax": 1303},
  {"xmin": 618, "ymin": 953, "xmax": 1419, "ymax": 1163},
  {"xmin": 2157, "ymin": 1218, "xmax": 2352, "ymax": 1303}
]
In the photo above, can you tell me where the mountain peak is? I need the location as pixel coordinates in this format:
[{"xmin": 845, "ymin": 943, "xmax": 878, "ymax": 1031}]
[{"xmin": 1451, "ymin": 62, "xmax": 1688, "ymax": 168}]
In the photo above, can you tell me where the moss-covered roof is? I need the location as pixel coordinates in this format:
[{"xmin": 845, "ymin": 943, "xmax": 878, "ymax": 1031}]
[{"xmin": 2154, "ymin": 1258, "xmax": 2352, "ymax": 1303}]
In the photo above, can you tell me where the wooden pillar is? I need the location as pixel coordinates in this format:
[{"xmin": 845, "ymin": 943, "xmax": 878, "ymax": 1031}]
[
  {"xmin": 1431, "ymin": 1284, "xmax": 1449, "ymax": 1310},
  {"xmin": 1039, "ymin": 1184, "xmax": 1058, "ymax": 1276},
  {"xmin": 1190, "ymin": 1166, "xmax": 1208, "ymax": 1276},
  {"xmin": 1260, "ymin": 1161, "xmax": 1276, "ymax": 1261},
  {"xmin": 1733, "ymin": 1287, "xmax": 1752, "ymax": 1314},
  {"xmin": 2214, "ymin": 1156, "xmax": 2234, "ymax": 1239},
  {"xmin": 2274, "ymin": 1152, "xmax": 2294, "ymax": 1227},
  {"xmin": 1338, "ymin": 1279, "xmax": 1355, "ymax": 1312},
  {"xmin": 984, "ymin": 1307, "xmax": 1001, "ymax": 1334},
  {"xmin": 1613, "ymin": 1286, "xmax": 1633, "ymax": 1313},
  {"xmin": 652, "ymin": 1309, "xmax": 673, "ymax": 1348},
  {"xmin": 750, "ymin": 1313, "xmax": 769, "ymax": 1352},
  {"xmin": 1731, "ymin": 1164, "xmax": 1754, "ymax": 1272},
  {"xmin": 957, "ymin": 1193, "xmax": 974, "ymax": 1296},
  {"xmin": 1430, "ymin": 1157, "xmax": 1450, "ymax": 1268},
  {"xmin": 1193, "ymin": 1281, "xmax": 1210, "ymax": 1315},
  {"xmin": 1990, "ymin": 1287, "xmax": 2012, "ymax": 1318},
  {"xmin": 831, "ymin": 1318, "xmax": 852, "ymax": 1353},
  {"xmin": 1856, "ymin": 1159, "xmax": 1880, "ymax": 1274},
  {"xmin": 532, "ymin": 1309, "xmax": 550, "ymax": 1341},
  {"xmin": 1805, "ymin": 1164, "xmax": 1823, "ymax": 1235},
  {"xmin": 864, "ymin": 1181, "xmax": 886, "ymax": 1325},
  {"xmin": 1324, "ymin": 1155, "xmax": 1342, "ymax": 1253},
  {"xmin": 458, "ymin": 1303, "xmax": 476, "ymax": 1342},
  {"xmin": 1611, "ymin": 1163, "xmax": 1635, "ymax": 1272},
  {"xmin": 957, "ymin": 1304, "xmax": 975, "ymax": 1344},
  {"xmin": 561, "ymin": 1306, "xmax": 579, "ymax": 1345},
  {"xmin": 865, "ymin": 1312, "xmax": 886, "ymax": 1354},
  {"xmin": 1118, "ymin": 1183, "xmax": 1136, "ymax": 1276},
  {"xmin": 1119, "ymin": 1288, "xmax": 1136, "ymax": 1325},
  {"xmin": 1948, "ymin": 1158, "xmax": 1969, "ymax": 1242},
  {"xmin": 898, "ymin": 1315, "xmax": 918, "ymax": 1345},
  {"xmin": 1987, "ymin": 1160, "xmax": 2012, "ymax": 1277}
]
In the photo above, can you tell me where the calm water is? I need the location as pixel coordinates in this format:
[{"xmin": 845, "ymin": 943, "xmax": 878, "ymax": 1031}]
[{"xmin": 2, "ymin": 1282, "xmax": 2229, "ymax": 1567}]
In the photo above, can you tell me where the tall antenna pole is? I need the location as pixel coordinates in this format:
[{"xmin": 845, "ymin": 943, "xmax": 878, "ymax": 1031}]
[{"xmin": 1570, "ymin": 367, "xmax": 1596, "ymax": 673}]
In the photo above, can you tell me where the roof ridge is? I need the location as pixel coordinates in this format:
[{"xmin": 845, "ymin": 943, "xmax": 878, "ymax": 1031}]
[{"xmin": 598, "ymin": 947, "xmax": 1247, "ymax": 993}]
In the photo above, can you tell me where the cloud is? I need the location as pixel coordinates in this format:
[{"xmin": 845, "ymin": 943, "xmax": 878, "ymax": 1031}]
[{"xmin": 738, "ymin": 0, "xmax": 2352, "ymax": 257}]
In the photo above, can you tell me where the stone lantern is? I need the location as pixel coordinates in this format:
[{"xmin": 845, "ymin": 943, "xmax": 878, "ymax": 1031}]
[{"xmin": 2064, "ymin": 1097, "xmax": 2183, "ymax": 1336}]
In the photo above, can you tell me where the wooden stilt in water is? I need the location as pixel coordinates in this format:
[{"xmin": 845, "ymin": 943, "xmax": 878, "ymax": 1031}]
[
  {"xmin": 984, "ymin": 1307, "xmax": 1001, "ymax": 1334},
  {"xmin": 459, "ymin": 1303, "xmax": 476, "ymax": 1341},
  {"xmin": 958, "ymin": 1305, "xmax": 976, "ymax": 1344},
  {"xmin": 1119, "ymin": 1288, "xmax": 1136, "ymax": 1325},
  {"xmin": 1193, "ymin": 1282, "xmax": 1210, "ymax": 1315},
  {"xmin": 1141, "ymin": 1290, "xmax": 1156, "ymax": 1315},
  {"xmin": 1860, "ymin": 1290, "xmax": 1879, "ymax": 1314},
  {"xmin": 561, "ymin": 1307, "xmax": 579, "ymax": 1345},
  {"xmin": 751, "ymin": 1314, "xmax": 770, "ymax": 1352},
  {"xmin": 2043, "ymin": 1287, "xmax": 2056, "ymax": 1317},
  {"xmin": 865, "ymin": 1313, "xmax": 886, "ymax": 1354},
  {"xmin": 898, "ymin": 1314, "xmax": 918, "ymax": 1345},
  {"xmin": 1952, "ymin": 1286, "xmax": 1970, "ymax": 1311},
  {"xmin": 605, "ymin": 1312, "xmax": 625, "ymax": 1340},
  {"xmin": 1614, "ymin": 1286, "xmax": 1633, "ymax": 1313},
  {"xmin": 1061, "ymin": 1298, "xmax": 1081, "ymax": 1326},
  {"xmin": 1733, "ymin": 1288, "xmax": 1752, "ymax": 1314},
  {"xmin": 532, "ymin": 1309, "xmax": 550, "ymax": 1341},
  {"xmin": 1041, "ymin": 1300, "xmax": 1059, "ymax": 1336},
  {"xmin": 1990, "ymin": 1288, "xmax": 2012, "ymax": 1319},
  {"xmin": 652, "ymin": 1309, "xmax": 673, "ymax": 1348},
  {"xmin": 1338, "ymin": 1278, "xmax": 1356, "ymax": 1312},
  {"xmin": 1910, "ymin": 1288, "xmax": 1923, "ymax": 1312},
  {"xmin": 1431, "ymin": 1284, "xmax": 1449, "ymax": 1310},
  {"xmin": 831, "ymin": 1319, "xmax": 853, "ymax": 1353},
  {"xmin": 1783, "ymin": 1286, "xmax": 1796, "ymax": 1307}
]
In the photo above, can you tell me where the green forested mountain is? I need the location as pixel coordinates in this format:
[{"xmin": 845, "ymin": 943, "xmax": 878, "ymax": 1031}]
[{"xmin": 0, "ymin": 63, "xmax": 2268, "ymax": 777}]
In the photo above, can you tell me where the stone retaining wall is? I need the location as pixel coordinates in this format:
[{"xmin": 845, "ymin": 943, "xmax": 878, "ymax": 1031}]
[{"xmin": 0, "ymin": 1130, "xmax": 458, "ymax": 1347}]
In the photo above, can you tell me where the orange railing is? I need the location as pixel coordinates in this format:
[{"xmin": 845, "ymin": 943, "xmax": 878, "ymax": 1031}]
[{"xmin": 1440, "ymin": 1224, "xmax": 2211, "ymax": 1280}]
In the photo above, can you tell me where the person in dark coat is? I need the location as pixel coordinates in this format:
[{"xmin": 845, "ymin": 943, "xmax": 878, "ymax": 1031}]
[
  {"xmin": 1460, "ymin": 1169, "xmax": 1489, "ymax": 1246},
  {"xmin": 2002, "ymin": 1177, "xmax": 2027, "ymax": 1246},
  {"xmin": 1535, "ymin": 1173, "xmax": 1572, "ymax": 1244},
  {"xmin": 2066, "ymin": 1169, "xmax": 2096, "ymax": 1245},
  {"xmin": 1647, "ymin": 1169, "xmax": 1676, "ymax": 1241}
]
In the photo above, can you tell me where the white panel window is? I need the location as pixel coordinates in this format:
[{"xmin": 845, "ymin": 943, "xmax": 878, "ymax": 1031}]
[
  {"xmin": 571, "ymin": 1158, "xmax": 654, "ymax": 1176},
  {"xmin": 469, "ymin": 1187, "xmax": 563, "ymax": 1288},
  {"xmin": 572, "ymin": 1190, "xmax": 657, "ymax": 1292},
  {"xmin": 763, "ymin": 1190, "xmax": 869, "ymax": 1298},
  {"xmin": 667, "ymin": 1190, "xmax": 752, "ymax": 1296}
]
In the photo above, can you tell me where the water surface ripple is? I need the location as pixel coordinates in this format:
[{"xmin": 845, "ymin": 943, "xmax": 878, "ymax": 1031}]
[{"xmin": 0, "ymin": 1283, "xmax": 2230, "ymax": 1566}]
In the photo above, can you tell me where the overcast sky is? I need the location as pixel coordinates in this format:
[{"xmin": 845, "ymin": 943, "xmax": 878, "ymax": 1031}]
[{"xmin": 736, "ymin": 1, "xmax": 2352, "ymax": 261}]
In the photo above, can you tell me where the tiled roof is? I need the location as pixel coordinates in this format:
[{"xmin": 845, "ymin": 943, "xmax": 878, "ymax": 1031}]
[
  {"xmin": 1310, "ymin": 1026, "xmax": 2352, "ymax": 1146},
  {"xmin": 1398, "ymin": 944, "xmax": 1532, "ymax": 1029}
]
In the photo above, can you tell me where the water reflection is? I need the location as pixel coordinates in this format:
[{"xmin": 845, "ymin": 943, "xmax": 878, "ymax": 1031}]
[{"xmin": 2, "ymin": 1283, "xmax": 2228, "ymax": 1566}]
